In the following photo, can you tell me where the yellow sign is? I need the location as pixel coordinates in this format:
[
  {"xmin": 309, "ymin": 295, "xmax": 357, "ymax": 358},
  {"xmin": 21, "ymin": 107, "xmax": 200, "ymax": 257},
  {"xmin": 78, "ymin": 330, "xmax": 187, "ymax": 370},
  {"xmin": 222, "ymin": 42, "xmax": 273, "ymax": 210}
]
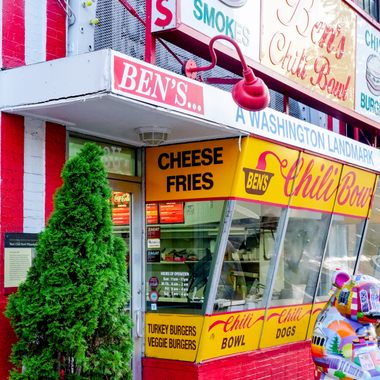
[
  {"xmin": 145, "ymin": 313, "xmax": 203, "ymax": 361},
  {"xmin": 146, "ymin": 137, "xmax": 375, "ymax": 217},
  {"xmin": 233, "ymin": 138, "xmax": 300, "ymax": 207},
  {"xmin": 260, "ymin": 304, "xmax": 312, "ymax": 348},
  {"xmin": 261, "ymin": 0, "xmax": 356, "ymax": 108},
  {"xmin": 196, "ymin": 309, "xmax": 265, "ymax": 361},
  {"xmin": 333, "ymin": 165, "xmax": 376, "ymax": 217},
  {"xmin": 145, "ymin": 138, "xmax": 240, "ymax": 202},
  {"xmin": 289, "ymin": 152, "xmax": 342, "ymax": 212}
]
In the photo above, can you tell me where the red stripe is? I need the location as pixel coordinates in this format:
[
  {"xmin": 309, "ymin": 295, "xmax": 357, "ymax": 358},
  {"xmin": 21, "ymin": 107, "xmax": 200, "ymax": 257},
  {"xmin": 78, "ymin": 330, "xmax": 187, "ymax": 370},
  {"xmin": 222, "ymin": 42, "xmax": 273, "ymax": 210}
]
[
  {"xmin": 0, "ymin": 113, "xmax": 23, "ymax": 378},
  {"xmin": 45, "ymin": 122, "xmax": 66, "ymax": 223},
  {"xmin": 46, "ymin": 0, "xmax": 66, "ymax": 61},
  {"xmin": 2, "ymin": 0, "xmax": 25, "ymax": 68},
  {"xmin": 0, "ymin": 113, "xmax": 24, "ymax": 289},
  {"xmin": 0, "ymin": 113, "xmax": 25, "ymax": 241},
  {"xmin": 327, "ymin": 115, "xmax": 333, "ymax": 131}
]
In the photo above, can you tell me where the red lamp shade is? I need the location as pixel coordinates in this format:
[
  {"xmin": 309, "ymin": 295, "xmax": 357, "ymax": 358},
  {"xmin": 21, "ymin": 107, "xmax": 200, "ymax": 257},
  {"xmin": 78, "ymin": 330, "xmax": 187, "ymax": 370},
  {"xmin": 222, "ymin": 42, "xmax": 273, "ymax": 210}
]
[
  {"xmin": 232, "ymin": 68, "xmax": 270, "ymax": 112},
  {"xmin": 183, "ymin": 35, "xmax": 270, "ymax": 112}
]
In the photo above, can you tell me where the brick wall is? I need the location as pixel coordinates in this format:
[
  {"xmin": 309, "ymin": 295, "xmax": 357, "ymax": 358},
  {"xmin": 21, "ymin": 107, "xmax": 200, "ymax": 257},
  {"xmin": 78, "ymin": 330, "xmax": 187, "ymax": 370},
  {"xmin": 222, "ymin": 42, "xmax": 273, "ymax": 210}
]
[
  {"xmin": 45, "ymin": 122, "xmax": 66, "ymax": 222},
  {"xmin": 143, "ymin": 341, "xmax": 316, "ymax": 380},
  {"xmin": 0, "ymin": 113, "xmax": 24, "ymax": 379}
]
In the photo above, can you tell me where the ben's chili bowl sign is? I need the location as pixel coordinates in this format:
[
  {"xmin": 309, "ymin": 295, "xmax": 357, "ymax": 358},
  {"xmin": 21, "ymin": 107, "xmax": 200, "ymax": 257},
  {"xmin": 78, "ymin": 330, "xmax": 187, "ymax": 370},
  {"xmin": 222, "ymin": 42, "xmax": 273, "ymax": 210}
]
[
  {"xmin": 260, "ymin": 0, "xmax": 356, "ymax": 108},
  {"xmin": 196, "ymin": 310, "xmax": 265, "ymax": 361},
  {"xmin": 112, "ymin": 52, "xmax": 205, "ymax": 116},
  {"xmin": 235, "ymin": 139, "xmax": 375, "ymax": 217}
]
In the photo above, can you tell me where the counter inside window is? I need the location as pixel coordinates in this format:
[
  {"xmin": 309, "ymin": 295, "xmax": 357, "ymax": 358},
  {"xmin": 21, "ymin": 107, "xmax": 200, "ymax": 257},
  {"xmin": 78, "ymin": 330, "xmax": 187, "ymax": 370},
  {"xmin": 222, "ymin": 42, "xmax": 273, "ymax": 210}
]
[{"xmin": 145, "ymin": 200, "xmax": 225, "ymax": 313}]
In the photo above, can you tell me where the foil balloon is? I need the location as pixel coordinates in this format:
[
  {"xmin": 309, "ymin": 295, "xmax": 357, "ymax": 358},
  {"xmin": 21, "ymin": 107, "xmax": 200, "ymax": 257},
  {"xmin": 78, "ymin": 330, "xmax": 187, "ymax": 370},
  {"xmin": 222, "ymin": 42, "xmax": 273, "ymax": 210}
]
[{"xmin": 312, "ymin": 270, "xmax": 380, "ymax": 379}]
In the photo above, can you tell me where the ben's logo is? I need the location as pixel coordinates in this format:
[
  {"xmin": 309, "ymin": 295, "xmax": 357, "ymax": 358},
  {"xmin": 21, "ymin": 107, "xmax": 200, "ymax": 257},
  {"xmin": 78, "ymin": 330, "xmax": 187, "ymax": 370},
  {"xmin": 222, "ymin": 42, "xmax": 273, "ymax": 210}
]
[
  {"xmin": 243, "ymin": 151, "xmax": 276, "ymax": 195},
  {"xmin": 243, "ymin": 168, "xmax": 273, "ymax": 195}
]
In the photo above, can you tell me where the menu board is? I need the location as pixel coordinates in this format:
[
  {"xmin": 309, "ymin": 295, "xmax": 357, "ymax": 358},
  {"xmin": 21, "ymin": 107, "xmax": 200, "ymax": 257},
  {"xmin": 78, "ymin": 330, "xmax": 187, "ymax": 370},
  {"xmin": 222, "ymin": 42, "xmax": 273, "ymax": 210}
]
[
  {"xmin": 146, "ymin": 203, "xmax": 159, "ymax": 224},
  {"xmin": 159, "ymin": 202, "xmax": 184, "ymax": 224}
]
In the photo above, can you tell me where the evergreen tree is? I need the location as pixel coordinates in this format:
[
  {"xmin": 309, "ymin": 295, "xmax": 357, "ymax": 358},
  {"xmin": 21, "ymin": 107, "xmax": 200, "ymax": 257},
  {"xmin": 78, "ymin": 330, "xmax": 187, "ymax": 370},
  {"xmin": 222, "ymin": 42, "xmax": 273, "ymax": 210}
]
[{"xmin": 5, "ymin": 143, "xmax": 133, "ymax": 380}]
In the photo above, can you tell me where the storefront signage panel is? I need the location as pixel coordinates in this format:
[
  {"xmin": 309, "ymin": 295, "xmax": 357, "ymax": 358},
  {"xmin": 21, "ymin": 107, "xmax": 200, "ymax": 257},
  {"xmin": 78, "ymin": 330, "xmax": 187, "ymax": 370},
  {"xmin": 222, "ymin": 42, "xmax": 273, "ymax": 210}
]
[
  {"xmin": 333, "ymin": 165, "xmax": 376, "ymax": 218},
  {"xmin": 151, "ymin": 0, "xmax": 260, "ymax": 62},
  {"xmin": 202, "ymin": 88, "xmax": 379, "ymax": 171},
  {"xmin": 147, "ymin": 136, "xmax": 376, "ymax": 217},
  {"xmin": 355, "ymin": 17, "xmax": 380, "ymax": 124},
  {"xmin": 196, "ymin": 309, "xmax": 265, "ymax": 361},
  {"xmin": 145, "ymin": 313, "xmax": 203, "ymax": 361},
  {"xmin": 109, "ymin": 52, "xmax": 379, "ymax": 172},
  {"xmin": 234, "ymin": 138, "xmax": 374, "ymax": 217},
  {"xmin": 261, "ymin": 0, "xmax": 356, "ymax": 108},
  {"xmin": 260, "ymin": 304, "xmax": 313, "ymax": 348},
  {"xmin": 112, "ymin": 53, "xmax": 205, "ymax": 117},
  {"xmin": 234, "ymin": 138, "xmax": 300, "ymax": 207},
  {"xmin": 287, "ymin": 152, "xmax": 341, "ymax": 212},
  {"xmin": 145, "ymin": 138, "xmax": 240, "ymax": 202},
  {"xmin": 213, "ymin": 106, "xmax": 379, "ymax": 172}
]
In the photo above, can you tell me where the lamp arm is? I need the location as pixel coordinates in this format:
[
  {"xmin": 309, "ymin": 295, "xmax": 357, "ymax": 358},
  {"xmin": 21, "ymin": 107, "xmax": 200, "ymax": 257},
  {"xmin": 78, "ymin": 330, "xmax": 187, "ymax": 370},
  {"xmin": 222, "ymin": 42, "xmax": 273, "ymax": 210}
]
[{"xmin": 187, "ymin": 35, "xmax": 253, "ymax": 78}]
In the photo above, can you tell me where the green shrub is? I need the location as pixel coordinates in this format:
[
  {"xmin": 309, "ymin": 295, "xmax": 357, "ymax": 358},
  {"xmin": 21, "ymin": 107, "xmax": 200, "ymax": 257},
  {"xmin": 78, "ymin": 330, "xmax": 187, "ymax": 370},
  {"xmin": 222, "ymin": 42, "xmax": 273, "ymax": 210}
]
[{"xmin": 6, "ymin": 143, "xmax": 133, "ymax": 379}]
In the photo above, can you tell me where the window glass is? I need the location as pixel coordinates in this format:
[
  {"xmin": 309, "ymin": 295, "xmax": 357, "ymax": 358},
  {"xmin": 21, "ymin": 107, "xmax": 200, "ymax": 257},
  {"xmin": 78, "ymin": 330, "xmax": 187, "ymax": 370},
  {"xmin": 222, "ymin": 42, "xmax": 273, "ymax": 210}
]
[
  {"xmin": 271, "ymin": 209, "xmax": 331, "ymax": 306},
  {"xmin": 145, "ymin": 200, "xmax": 226, "ymax": 314},
  {"xmin": 357, "ymin": 178, "xmax": 380, "ymax": 277},
  {"xmin": 214, "ymin": 201, "xmax": 284, "ymax": 312},
  {"xmin": 69, "ymin": 136, "xmax": 136, "ymax": 176},
  {"xmin": 316, "ymin": 215, "xmax": 366, "ymax": 302}
]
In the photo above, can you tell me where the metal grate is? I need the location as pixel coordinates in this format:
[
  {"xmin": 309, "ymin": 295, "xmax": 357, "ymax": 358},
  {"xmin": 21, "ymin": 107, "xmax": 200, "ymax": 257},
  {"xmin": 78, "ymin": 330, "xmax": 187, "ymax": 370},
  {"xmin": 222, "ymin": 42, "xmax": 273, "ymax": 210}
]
[
  {"xmin": 94, "ymin": 0, "xmax": 146, "ymax": 60},
  {"xmin": 92, "ymin": 1, "xmax": 322, "ymax": 124}
]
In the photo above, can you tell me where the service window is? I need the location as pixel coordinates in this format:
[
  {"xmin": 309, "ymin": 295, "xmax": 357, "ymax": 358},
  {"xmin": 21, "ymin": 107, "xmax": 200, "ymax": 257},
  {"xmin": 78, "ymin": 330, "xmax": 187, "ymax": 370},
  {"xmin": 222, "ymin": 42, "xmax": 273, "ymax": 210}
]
[
  {"xmin": 357, "ymin": 178, "xmax": 380, "ymax": 278},
  {"xmin": 213, "ymin": 200, "xmax": 284, "ymax": 312},
  {"xmin": 270, "ymin": 209, "xmax": 332, "ymax": 306},
  {"xmin": 315, "ymin": 214, "xmax": 366, "ymax": 302},
  {"xmin": 145, "ymin": 200, "xmax": 226, "ymax": 314}
]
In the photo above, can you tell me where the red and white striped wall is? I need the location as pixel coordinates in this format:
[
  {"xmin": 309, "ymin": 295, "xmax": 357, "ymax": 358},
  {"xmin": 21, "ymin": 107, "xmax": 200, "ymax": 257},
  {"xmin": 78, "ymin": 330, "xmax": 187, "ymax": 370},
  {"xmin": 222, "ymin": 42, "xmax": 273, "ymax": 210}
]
[
  {"xmin": 0, "ymin": 114, "xmax": 66, "ymax": 379},
  {"xmin": 0, "ymin": 2, "xmax": 67, "ymax": 377},
  {"xmin": 0, "ymin": 0, "xmax": 66, "ymax": 69}
]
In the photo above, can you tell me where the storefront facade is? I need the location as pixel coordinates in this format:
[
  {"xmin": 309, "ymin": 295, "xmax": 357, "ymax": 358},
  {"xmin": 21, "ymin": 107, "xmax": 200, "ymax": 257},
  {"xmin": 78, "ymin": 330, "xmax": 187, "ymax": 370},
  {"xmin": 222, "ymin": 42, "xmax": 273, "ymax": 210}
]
[{"xmin": 0, "ymin": 1, "xmax": 380, "ymax": 380}]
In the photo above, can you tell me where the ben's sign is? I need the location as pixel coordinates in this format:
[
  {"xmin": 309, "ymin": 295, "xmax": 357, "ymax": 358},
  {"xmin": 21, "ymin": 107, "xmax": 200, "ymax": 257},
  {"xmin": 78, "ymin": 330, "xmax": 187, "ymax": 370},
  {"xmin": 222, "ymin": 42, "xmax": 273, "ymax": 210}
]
[
  {"xmin": 112, "ymin": 53, "xmax": 205, "ymax": 116},
  {"xmin": 146, "ymin": 137, "xmax": 376, "ymax": 218}
]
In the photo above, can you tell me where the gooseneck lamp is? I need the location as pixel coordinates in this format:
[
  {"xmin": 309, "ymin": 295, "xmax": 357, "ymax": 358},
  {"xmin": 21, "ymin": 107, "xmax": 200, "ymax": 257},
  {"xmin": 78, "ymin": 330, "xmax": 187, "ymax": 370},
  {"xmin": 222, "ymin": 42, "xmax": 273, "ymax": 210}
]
[{"xmin": 183, "ymin": 35, "xmax": 270, "ymax": 112}]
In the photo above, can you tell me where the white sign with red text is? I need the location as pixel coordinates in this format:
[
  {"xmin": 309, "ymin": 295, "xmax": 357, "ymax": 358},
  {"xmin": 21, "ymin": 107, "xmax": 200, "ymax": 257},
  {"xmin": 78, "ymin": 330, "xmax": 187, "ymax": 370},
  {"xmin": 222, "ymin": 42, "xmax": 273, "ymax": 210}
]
[
  {"xmin": 112, "ymin": 53, "xmax": 205, "ymax": 116},
  {"xmin": 151, "ymin": 0, "xmax": 260, "ymax": 62},
  {"xmin": 111, "ymin": 51, "xmax": 380, "ymax": 172},
  {"xmin": 151, "ymin": 0, "xmax": 177, "ymax": 31}
]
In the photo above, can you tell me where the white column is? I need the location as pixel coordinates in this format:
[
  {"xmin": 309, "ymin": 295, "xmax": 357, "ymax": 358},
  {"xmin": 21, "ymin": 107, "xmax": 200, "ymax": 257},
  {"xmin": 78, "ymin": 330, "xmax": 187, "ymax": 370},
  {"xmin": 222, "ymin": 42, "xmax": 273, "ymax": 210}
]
[
  {"xmin": 25, "ymin": 0, "xmax": 47, "ymax": 64},
  {"xmin": 24, "ymin": 117, "xmax": 46, "ymax": 233}
]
